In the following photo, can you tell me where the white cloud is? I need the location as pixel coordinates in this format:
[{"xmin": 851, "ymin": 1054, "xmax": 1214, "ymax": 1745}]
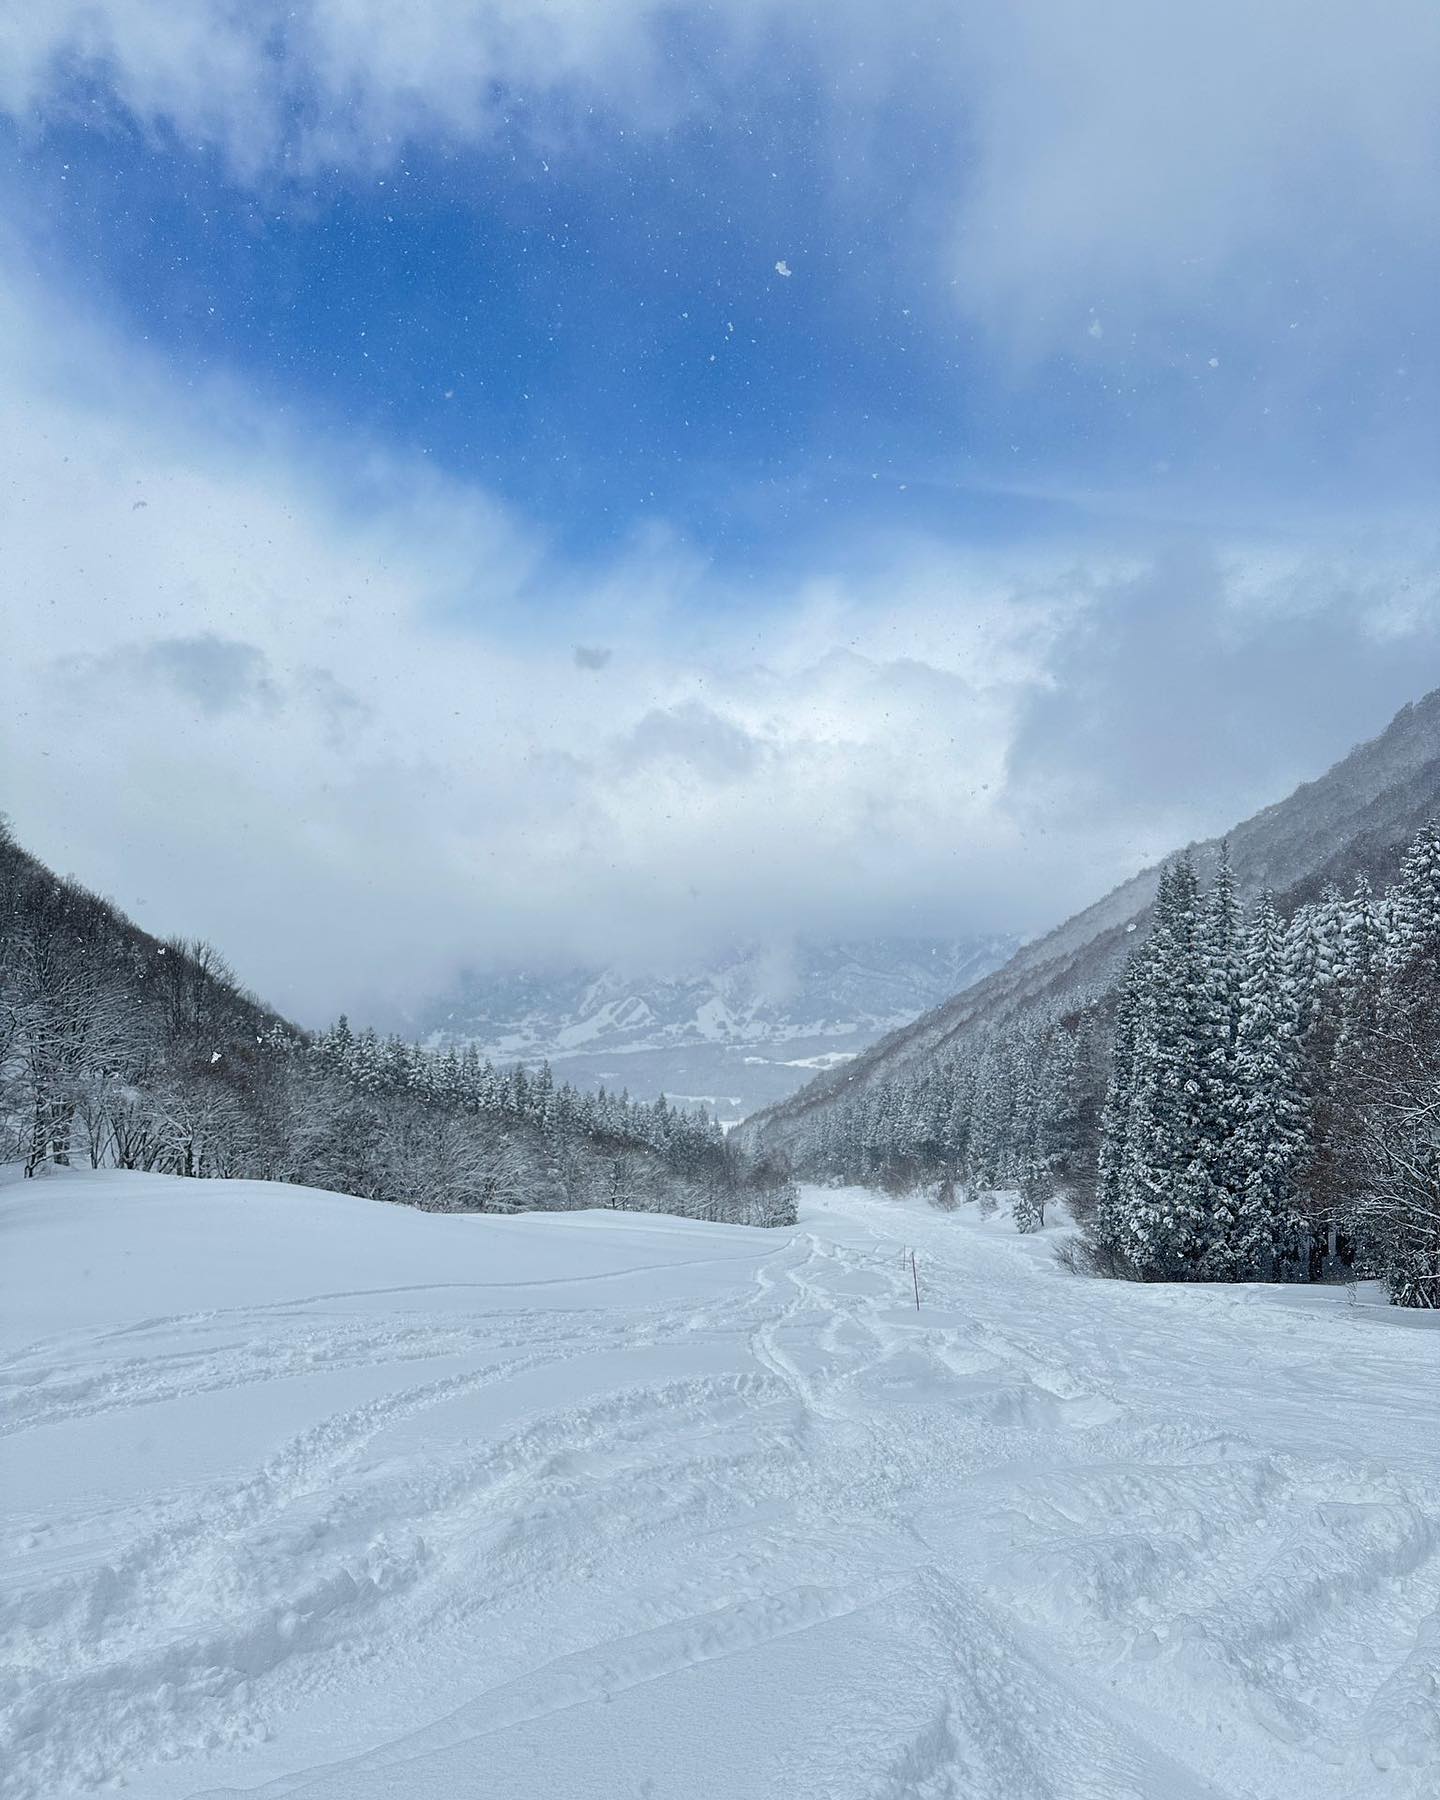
[
  {"xmin": 2, "ymin": 237, "xmax": 1436, "ymax": 1027},
  {"xmin": 948, "ymin": 0, "xmax": 1440, "ymax": 354},
  {"xmin": 0, "ymin": 254, "xmax": 1065, "ymax": 1019},
  {"xmin": 3, "ymin": 0, "xmax": 1436, "ymax": 362},
  {"xmin": 0, "ymin": 0, "xmax": 731, "ymax": 176},
  {"xmin": 2, "ymin": 0, "xmax": 1437, "ymax": 1042}
]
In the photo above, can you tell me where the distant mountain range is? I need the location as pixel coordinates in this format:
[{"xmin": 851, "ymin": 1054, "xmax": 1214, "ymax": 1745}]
[
  {"xmin": 739, "ymin": 685, "xmax": 1440, "ymax": 1154},
  {"xmin": 413, "ymin": 937, "xmax": 1017, "ymax": 1121}
]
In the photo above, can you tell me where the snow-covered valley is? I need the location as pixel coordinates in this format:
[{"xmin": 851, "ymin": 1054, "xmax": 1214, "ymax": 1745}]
[
  {"xmin": 412, "ymin": 936, "xmax": 1016, "ymax": 1121},
  {"xmin": 4, "ymin": 1173, "xmax": 1438, "ymax": 1800}
]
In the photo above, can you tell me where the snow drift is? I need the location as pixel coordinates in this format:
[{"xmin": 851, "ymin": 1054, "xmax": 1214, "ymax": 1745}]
[{"xmin": 3, "ymin": 1171, "xmax": 1438, "ymax": 1798}]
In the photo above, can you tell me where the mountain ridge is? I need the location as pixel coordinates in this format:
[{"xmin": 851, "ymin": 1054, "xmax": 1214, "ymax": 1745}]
[
  {"xmin": 416, "ymin": 935, "xmax": 1017, "ymax": 1062},
  {"xmin": 739, "ymin": 686, "xmax": 1440, "ymax": 1151}
]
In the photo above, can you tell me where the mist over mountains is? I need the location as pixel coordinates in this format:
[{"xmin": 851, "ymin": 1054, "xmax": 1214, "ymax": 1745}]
[{"xmin": 412, "ymin": 936, "xmax": 1016, "ymax": 1123}]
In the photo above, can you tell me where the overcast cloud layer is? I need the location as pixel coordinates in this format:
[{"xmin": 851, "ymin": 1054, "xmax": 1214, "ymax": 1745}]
[{"xmin": 3, "ymin": 2, "xmax": 1438, "ymax": 1023}]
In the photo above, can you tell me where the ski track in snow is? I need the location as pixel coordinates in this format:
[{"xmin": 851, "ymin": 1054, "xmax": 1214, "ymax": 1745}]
[{"xmin": 2, "ymin": 1175, "xmax": 1438, "ymax": 1799}]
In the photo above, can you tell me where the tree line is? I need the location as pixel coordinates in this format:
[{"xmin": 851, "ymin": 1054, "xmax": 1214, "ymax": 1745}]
[
  {"xmin": 0, "ymin": 825, "xmax": 796, "ymax": 1228},
  {"xmin": 790, "ymin": 823, "xmax": 1440, "ymax": 1306},
  {"xmin": 796, "ymin": 1003, "xmax": 1101, "ymax": 1233}
]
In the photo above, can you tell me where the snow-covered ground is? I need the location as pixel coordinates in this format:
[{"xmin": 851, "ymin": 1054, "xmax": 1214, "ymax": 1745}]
[{"xmin": 3, "ymin": 1173, "xmax": 1438, "ymax": 1800}]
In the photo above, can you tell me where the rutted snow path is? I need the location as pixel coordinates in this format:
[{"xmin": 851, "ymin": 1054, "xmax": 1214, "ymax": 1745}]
[{"xmin": 3, "ymin": 1175, "xmax": 1437, "ymax": 1799}]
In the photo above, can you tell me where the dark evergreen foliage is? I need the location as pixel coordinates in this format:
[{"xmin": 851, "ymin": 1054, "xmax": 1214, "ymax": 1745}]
[{"xmin": 0, "ymin": 824, "xmax": 796, "ymax": 1228}]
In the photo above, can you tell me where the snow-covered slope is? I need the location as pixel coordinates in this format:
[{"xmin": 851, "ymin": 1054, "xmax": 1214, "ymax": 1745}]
[{"xmin": 5, "ymin": 1171, "xmax": 1438, "ymax": 1799}]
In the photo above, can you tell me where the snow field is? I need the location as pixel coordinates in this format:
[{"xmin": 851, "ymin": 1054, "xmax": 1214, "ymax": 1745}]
[{"xmin": 2, "ymin": 1171, "xmax": 1438, "ymax": 1798}]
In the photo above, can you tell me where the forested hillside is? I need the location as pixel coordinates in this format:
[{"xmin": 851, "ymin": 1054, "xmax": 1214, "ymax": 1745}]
[
  {"xmin": 790, "ymin": 825, "xmax": 1440, "ymax": 1305},
  {"xmin": 0, "ymin": 824, "xmax": 794, "ymax": 1225},
  {"xmin": 743, "ymin": 687, "xmax": 1440, "ymax": 1156}
]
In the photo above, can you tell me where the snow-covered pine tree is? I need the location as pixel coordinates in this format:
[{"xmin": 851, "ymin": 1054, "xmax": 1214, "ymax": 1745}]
[
  {"xmin": 1231, "ymin": 891, "xmax": 1308, "ymax": 1277},
  {"xmin": 1321, "ymin": 871, "xmax": 1388, "ymax": 1242},
  {"xmin": 1010, "ymin": 1028, "xmax": 1045, "ymax": 1231},
  {"xmin": 942, "ymin": 1053, "xmax": 976, "ymax": 1181},
  {"xmin": 1381, "ymin": 819, "xmax": 1440, "ymax": 991},
  {"xmin": 1011, "ymin": 1022, "xmax": 1070, "ymax": 1231},
  {"xmin": 1118, "ymin": 859, "xmax": 1216, "ymax": 1277},
  {"xmin": 966, "ymin": 1036, "xmax": 1013, "ymax": 1193},
  {"xmin": 1286, "ymin": 884, "xmax": 1352, "ymax": 1272},
  {"xmin": 1198, "ymin": 846, "xmax": 1247, "ymax": 1275},
  {"xmin": 1093, "ymin": 926, "xmax": 1152, "ymax": 1266},
  {"xmin": 1346, "ymin": 823, "xmax": 1440, "ymax": 1304}
]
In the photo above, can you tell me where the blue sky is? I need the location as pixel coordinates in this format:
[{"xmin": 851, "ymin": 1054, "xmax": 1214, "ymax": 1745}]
[
  {"xmin": 16, "ymin": 7, "xmax": 1436, "ymax": 573},
  {"xmin": 3, "ymin": 1, "xmax": 1439, "ymax": 1018},
  {"xmin": 11, "ymin": 85, "xmax": 1062, "ymax": 572}
]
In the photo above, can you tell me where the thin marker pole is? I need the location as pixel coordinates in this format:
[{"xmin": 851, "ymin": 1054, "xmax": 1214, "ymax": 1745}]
[{"xmin": 911, "ymin": 1250, "xmax": 920, "ymax": 1312}]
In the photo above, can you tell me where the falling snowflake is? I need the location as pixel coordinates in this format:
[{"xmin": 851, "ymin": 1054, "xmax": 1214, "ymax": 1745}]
[{"xmin": 774, "ymin": 260, "xmax": 792, "ymax": 278}]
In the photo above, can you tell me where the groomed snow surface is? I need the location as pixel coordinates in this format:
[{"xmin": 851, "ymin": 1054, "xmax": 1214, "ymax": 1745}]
[{"xmin": 4, "ymin": 1174, "xmax": 1438, "ymax": 1800}]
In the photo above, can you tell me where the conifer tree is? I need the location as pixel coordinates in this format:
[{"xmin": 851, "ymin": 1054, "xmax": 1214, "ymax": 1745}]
[
  {"xmin": 1094, "ymin": 933, "xmax": 1151, "ymax": 1263},
  {"xmin": 1382, "ymin": 820, "xmax": 1440, "ymax": 988},
  {"xmin": 1231, "ymin": 892, "xmax": 1307, "ymax": 1276},
  {"xmin": 1118, "ymin": 860, "xmax": 1214, "ymax": 1276},
  {"xmin": 1198, "ymin": 846, "xmax": 1246, "ymax": 1272},
  {"xmin": 1344, "ymin": 824, "xmax": 1440, "ymax": 1304}
]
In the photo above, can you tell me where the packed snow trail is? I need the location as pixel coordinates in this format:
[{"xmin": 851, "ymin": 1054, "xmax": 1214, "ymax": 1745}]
[{"xmin": 3, "ymin": 1174, "xmax": 1438, "ymax": 1799}]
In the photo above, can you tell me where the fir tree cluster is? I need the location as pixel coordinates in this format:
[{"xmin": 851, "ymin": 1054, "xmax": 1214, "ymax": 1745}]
[
  {"xmin": 790, "ymin": 824, "xmax": 1440, "ymax": 1305},
  {"xmin": 1094, "ymin": 829, "xmax": 1440, "ymax": 1302},
  {"xmin": 309, "ymin": 1015, "xmax": 766, "ymax": 1217},
  {"xmin": 795, "ymin": 1005, "xmax": 1100, "ymax": 1233}
]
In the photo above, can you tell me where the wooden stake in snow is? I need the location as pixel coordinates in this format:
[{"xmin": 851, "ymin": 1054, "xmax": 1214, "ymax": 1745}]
[{"xmin": 911, "ymin": 1250, "xmax": 920, "ymax": 1312}]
